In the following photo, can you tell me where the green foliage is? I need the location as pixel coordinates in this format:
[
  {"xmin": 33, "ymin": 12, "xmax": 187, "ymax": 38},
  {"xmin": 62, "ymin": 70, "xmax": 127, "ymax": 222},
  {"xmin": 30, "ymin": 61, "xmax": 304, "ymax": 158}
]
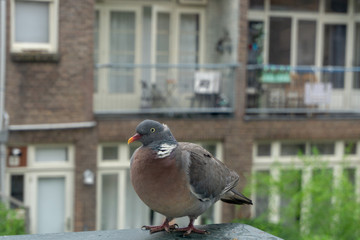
[
  {"xmin": 0, "ymin": 203, "xmax": 26, "ymax": 236},
  {"xmin": 235, "ymin": 155, "xmax": 360, "ymax": 240}
]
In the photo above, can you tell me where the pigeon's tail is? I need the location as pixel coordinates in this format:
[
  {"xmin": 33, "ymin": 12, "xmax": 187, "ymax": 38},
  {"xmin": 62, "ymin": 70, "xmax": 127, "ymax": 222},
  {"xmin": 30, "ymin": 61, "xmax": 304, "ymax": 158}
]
[{"xmin": 221, "ymin": 189, "xmax": 253, "ymax": 205}]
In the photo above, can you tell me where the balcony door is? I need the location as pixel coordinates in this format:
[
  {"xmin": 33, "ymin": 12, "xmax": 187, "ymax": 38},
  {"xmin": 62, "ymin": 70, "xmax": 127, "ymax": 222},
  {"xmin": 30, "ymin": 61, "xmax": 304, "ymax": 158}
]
[{"xmin": 94, "ymin": 7, "xmax": 142, "ymax": 111}]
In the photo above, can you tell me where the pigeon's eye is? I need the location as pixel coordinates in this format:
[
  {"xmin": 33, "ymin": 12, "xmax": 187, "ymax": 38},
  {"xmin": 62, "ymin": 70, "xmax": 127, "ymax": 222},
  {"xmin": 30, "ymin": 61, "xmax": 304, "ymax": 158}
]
[{"xmin": 150, "ymin": 128, "xmax": 156, "ymax": 133}]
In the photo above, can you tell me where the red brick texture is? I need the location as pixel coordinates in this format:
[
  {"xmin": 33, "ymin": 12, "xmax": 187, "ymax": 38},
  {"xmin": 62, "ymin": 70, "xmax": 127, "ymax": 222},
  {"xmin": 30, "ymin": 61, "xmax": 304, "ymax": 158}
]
[{"xmin": 5, "ymin": 0, "xmax": 94, "ymax": 125}]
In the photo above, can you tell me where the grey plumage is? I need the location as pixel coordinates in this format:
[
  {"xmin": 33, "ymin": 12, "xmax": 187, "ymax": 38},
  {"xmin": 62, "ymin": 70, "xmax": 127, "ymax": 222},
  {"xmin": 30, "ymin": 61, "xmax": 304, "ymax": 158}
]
[{"xmin": 128, "ymin": 119, "xmax": 252, "ymax": 235}]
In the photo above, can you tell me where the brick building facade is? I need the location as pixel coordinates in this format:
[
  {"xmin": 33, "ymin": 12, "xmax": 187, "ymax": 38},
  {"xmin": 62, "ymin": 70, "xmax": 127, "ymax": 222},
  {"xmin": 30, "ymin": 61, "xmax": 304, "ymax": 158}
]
[{"xmin": 1, "ymin": 0, "xmax": 360, "ymax": 234}]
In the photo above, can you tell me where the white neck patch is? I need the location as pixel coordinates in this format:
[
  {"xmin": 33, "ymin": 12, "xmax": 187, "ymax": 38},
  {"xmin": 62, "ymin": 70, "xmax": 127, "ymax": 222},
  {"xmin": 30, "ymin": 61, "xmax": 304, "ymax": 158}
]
[{"xmin": 157, "ymin": 143, "xmax": 177, "ymax": 158}]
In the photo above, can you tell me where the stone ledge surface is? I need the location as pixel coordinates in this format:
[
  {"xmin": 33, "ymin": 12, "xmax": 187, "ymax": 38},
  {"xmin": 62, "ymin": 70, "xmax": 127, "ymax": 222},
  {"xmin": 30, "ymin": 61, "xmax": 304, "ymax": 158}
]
[{"xmin": 0, "ymin": 223, "xmax": 283, "ymax": 240}]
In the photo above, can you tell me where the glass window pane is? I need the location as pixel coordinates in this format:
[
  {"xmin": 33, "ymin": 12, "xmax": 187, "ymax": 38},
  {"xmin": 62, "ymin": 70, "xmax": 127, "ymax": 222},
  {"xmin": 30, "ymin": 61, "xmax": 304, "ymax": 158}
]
[
  {"xmin": 297, "ymin": 21, "xmax": 316, "ymax": 65},
  {"xmin": 124, "ymin": 170, "xmax": 154, "ymax": 228},
  {"xmin": 257, "ymin": 143, "xmax": 271, "ymax": 156},
  {"xmin": 323, "ymin": 24, "xmax": 346, "ymax": 89},
  {"xmin": 255, "ymin": 170, "xmax": 270, "ymax": 218},
  {"xmin": 344, "ymin": 168, "xmax": 356, "ymax": 188},
  {"xmin": 325, "ymin": 0, "xmax": 348, "ymax": 13},
  {"xmin": 109, "ymin": 11, "xmax": 135, "ymax": 94},
  {"xmin": 102, "ymin": 146, "xmax": 118, "ymax": 160},
  {"xmin": 353, "ymin": 23, "xmax": 360, "ymax": 89},
  {"xmin": 101, "ymin": 174, "xmax": 118, "ymax": 230},
  {"xmin": 35, "ymin": 147, "xmax": 68, "ymax": 162},
  {"xmin": 10, "ymin": 175, "xmax": 24, "ymax": 208},
  {"xmin": 310, "ymin": 169, "xmax": 333, "ymax": 233},
  {"xmin": 271, "ymin": 0, "xmax": 319, "ymax": 11},
  {"xmin": 355, "ymin": 0, "xmax": 360, "ymax": 13},
  {"xmin": 281, "ymin": 143, "xmax": 306, "ymax": 156},
  {"xmin": 178, "ymin": 14, "xmax": 199, "ymax": 93},
  {"xmin": 269, "ymin": 17, "xmax": 291, "ymax": 65},
  {"xmin": 280, "ymin": 170, "xmax": 301, "ymax": 227},
  {"xmin": 311, "ymin": 143, "xmax": 335, "ymax": 155},
  {"xmin": 15, "ymin": 1, "xmax": 49, "ymax": 43},
  {"xmin": 344, "ymin": 142, "xmax": 357, "ymax": 155},
  {"xmin": 250, "ymin": 0, "xmax": 264, "ymax": 10}
]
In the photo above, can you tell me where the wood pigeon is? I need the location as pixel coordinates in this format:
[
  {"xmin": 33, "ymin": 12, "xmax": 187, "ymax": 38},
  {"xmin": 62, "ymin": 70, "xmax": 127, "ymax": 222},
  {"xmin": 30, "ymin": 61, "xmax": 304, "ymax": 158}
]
[{"xmin": 128, "ymin": 119, "xmax": 252, "ymax": 236}]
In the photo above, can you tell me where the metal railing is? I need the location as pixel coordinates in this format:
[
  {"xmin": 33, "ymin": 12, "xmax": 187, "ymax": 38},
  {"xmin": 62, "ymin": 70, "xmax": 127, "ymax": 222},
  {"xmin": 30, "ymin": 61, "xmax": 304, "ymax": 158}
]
[
  {"xmin": 246, "ymin": 64, "xmax": 360, "ymax": 119},
  {"xmin": 94, "ymin": 63, "xmax": 238, "ymax": 115}
]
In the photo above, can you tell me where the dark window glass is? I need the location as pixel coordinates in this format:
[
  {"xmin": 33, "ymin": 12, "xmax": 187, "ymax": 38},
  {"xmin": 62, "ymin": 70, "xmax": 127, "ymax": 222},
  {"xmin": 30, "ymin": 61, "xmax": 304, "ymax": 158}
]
[
  {"xmin": 323, "ymin": 24, "xmax": 346, "ymax": 89},
  {"xmin": 353, "ymin": 23, "xmax": 360, "ymax": 89},
  {"xmin": 325, "ymin": 0, "xmax": 348, "ymax": 13},
  {"xmin": 281, "ymin": 143, "xmax": 306, "ymax": 156},
  {"xmin": 257, "ymin": 143, "xmax": 271, "ymax": 156},
  {"xmin": 311, "ymin": 143, "xmax": 335, "ymax": 155},
  {"xmin": 271, "ymin": 0, "xmax": 319, "ymax": 11},
  {"xmin": 269, "ymin": 17, "xmax": 291, "ymax": 65},
  {"xmin": 11, "ymin": 175, "xmax": 24, "ymax": 208},
  {"xmin": 297, "ymin": 21, "xmax": 316, "ymax": 65},
  {"xmin": 250, "ymin": 0, "xmax": 264, "ymax": 10}
]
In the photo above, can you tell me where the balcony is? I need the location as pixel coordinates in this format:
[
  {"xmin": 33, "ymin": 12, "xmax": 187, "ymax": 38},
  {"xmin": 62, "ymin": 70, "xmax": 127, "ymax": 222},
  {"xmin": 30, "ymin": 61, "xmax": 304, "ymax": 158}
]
[
  {"xmin": 94, "ymin": 63, "xmax": 238, "ymax": 117},
  {"xmin": 245, "ymin": 65, "xmax": 360, "ymax": 119}
]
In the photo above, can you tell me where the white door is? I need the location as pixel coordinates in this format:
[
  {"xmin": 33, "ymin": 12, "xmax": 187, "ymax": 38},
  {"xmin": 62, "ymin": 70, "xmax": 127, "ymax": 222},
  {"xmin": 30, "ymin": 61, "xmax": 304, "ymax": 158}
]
[
  {"xmin": 94, "ymin": 7, "xmax": 142, "ymax": 111},
  {"xmin": 37, "ymin": 177, "xmax": 65, "ymax": 234}
]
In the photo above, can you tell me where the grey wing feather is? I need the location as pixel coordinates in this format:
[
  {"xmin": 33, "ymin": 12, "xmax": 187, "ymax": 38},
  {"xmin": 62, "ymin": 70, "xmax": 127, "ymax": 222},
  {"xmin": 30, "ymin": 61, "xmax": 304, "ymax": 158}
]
[{"xmin": 178, "ymin": 142, "xmax": 239, "ymax": 202}]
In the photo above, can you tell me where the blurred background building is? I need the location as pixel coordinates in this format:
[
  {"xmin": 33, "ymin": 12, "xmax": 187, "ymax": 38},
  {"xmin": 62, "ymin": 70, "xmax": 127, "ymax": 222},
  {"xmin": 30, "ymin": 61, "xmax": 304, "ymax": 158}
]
[{"xmin": 0, "ymin": 0, "xmax": 359, "ymax": 235}]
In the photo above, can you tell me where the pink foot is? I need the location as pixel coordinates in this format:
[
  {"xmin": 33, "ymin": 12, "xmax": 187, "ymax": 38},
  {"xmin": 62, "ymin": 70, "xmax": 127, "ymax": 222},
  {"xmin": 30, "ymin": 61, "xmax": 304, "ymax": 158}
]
[
  {"xmin": 174, "ymin": 218, "xmax": 209, "ymax": 236},
  {"xmin": 142, "ymin": 219, "xmax": 177, "ymax": 234}
]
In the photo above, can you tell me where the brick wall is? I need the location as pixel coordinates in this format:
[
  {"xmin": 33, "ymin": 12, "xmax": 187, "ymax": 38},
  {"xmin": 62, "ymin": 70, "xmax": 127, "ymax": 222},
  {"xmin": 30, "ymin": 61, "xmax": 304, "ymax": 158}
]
[{"xmin": 5, "ymin": 0, "xmax": 94, "ymax": 125}]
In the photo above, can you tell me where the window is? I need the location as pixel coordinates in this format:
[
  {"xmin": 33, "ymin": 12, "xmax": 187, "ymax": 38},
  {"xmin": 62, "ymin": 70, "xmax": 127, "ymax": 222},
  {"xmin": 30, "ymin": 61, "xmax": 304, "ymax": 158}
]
[
  {"xmin": 297, "ymin": 21, "xmax": 316, "ymax": 66},
  {"xmin": 280, "ymin": 143, "xmax": 306, "ymax": 156},
  {"xmin": 323, "ymin": 24, "xmax": 346, "ymax": 89},
  {"xmin": 354, "ymin": 23, "xmax": 360, "ymax": 89},
  {"xmin": 252, "ymin": 140, "xmax": 360, "ymax": 227},
  {"xmin": 325, "ymin": 0, "xmax": 348, "ymax": 13},
  {"xmin": 35, "ymin": 146, "xmax": 68, "ymax": 162},
  {"xmin": 257, "ymin": 143, "xmax": 271, "ymax": 156},
  {"xmin": 11, "ymin": 0, "xmax": 59, "ymax": 53},
  {"xmin": 271, "ymin": 0, "xmax": 319, "ymax": 11},
  {"xmin": 269, "ymin": 17, "xmax": 291, "ymax": 65}
]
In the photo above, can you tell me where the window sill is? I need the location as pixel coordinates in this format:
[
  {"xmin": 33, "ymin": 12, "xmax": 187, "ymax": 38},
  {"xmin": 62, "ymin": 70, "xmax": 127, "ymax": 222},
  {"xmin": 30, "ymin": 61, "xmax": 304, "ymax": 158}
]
[{"xmin": 11, "ymin": 52, "xmax": 60, "ymax": 62}]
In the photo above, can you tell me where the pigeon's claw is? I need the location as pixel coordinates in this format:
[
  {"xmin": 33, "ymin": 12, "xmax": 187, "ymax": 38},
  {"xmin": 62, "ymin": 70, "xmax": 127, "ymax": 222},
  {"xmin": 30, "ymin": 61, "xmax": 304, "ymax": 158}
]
[
  {"xmin": 173, "ymin": 218, "xmax": 208, "ymax": 236},
  {"xmin": 142, "ymin": 219, "xmax": 177, "ymax": 234}
]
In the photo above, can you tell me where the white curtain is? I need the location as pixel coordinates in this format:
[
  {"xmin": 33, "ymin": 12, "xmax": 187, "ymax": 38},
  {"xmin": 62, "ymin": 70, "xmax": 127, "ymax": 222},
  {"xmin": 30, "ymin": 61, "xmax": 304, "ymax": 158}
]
[
  {"xmin": 101, "ymin": 174, "xmax": 118, "ymax": 230},
  {"xmin": 15, "ymin": 1, "xmax": 49, "ymax": 43},
  {"xmin": 109, "ymin": 11, "xmax": 135, "ymax": 93},
  {"xmin": 35, "ymin": 147, "xmax": 67, "ymax": 162}
]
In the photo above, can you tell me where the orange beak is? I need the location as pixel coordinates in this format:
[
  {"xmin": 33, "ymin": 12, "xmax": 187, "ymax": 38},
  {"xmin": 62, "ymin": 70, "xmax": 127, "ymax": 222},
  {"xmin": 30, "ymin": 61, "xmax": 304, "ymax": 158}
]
[{"xmin": 128, "ymin": 133, "xmax": 141, "ymax": 144}]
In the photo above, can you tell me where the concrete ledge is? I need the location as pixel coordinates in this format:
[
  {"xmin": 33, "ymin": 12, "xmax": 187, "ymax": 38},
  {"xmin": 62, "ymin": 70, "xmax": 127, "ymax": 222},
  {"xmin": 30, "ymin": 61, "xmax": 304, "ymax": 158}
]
[{"xmin": 0, "ymin": 223, "xmax": 282, "ymax": 240}]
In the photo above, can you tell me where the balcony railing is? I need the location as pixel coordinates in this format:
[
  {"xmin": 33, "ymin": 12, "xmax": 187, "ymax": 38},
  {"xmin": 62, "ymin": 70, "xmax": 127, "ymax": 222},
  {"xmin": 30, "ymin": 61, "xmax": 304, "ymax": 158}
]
[
  {"xmin": 246, "ymin": 65, "xmax": 360, "ymax": 119},
  {"xmin": 94, "ymin": 63, "xmax": 238, "ymax": 116}
]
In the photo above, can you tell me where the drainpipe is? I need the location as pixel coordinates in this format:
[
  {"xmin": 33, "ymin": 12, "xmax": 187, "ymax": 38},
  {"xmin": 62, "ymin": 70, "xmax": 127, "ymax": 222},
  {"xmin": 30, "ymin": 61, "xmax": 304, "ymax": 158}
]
[{"xmin": 0, "ymin": 0, "xmax": 7, "ymax": 201}]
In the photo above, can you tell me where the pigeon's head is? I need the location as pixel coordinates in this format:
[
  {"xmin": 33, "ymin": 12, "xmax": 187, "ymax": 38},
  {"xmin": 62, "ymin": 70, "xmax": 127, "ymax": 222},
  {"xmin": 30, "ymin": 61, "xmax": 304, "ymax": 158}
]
[{"xmin": 128, "ymin": 119, "xmax": 176, "ymax": 146}]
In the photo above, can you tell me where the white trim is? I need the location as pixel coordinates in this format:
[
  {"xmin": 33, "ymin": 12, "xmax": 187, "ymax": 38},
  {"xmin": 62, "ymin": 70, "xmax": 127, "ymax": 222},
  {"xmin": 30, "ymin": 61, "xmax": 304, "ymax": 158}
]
[
  {"xmin": 10, "ymin": 0, "xmax": 59, "ymax": 53},
  {"xmin": 9, "ymin": 121, "xmax": 96, "ymax": 131}
]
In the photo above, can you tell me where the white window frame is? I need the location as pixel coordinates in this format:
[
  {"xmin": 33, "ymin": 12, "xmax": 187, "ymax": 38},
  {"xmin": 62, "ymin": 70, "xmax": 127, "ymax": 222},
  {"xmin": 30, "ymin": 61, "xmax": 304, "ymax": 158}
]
[
  {"xmin": 10, "ymin": 0, "xmax": 59, "ymax": 53},
  {"xmin": 96, "ymin": 141, "xmax": 222, "ymax": 230},
  {"xmin": 5, "ymin": 144, "xmax": 75, "ymax": 234},
  {"xmin": 252, "ymin": 140, "xmax": 360, "ymax": 227},
  {"xmin": 248, "ymin": 0, "xmax": 360, "ymax": 110},
  {"xmin": 94, "ymin": 1, "xmax": 206, "ymax": 111}
]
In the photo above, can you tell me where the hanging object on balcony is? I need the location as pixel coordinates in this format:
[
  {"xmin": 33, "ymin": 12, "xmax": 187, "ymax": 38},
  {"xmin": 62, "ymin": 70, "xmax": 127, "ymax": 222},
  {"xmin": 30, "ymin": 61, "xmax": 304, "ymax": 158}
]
[
  {"xmin": 261, "ymin": 66, "xmax": 290, "ymax": 83},
  {"xmin": 304, "ymin": 82, "xmax": 332, "ymax": 105},
  {"xmin": 194, "ymin": 71, "xmax": 221, "ymax": 94}
]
